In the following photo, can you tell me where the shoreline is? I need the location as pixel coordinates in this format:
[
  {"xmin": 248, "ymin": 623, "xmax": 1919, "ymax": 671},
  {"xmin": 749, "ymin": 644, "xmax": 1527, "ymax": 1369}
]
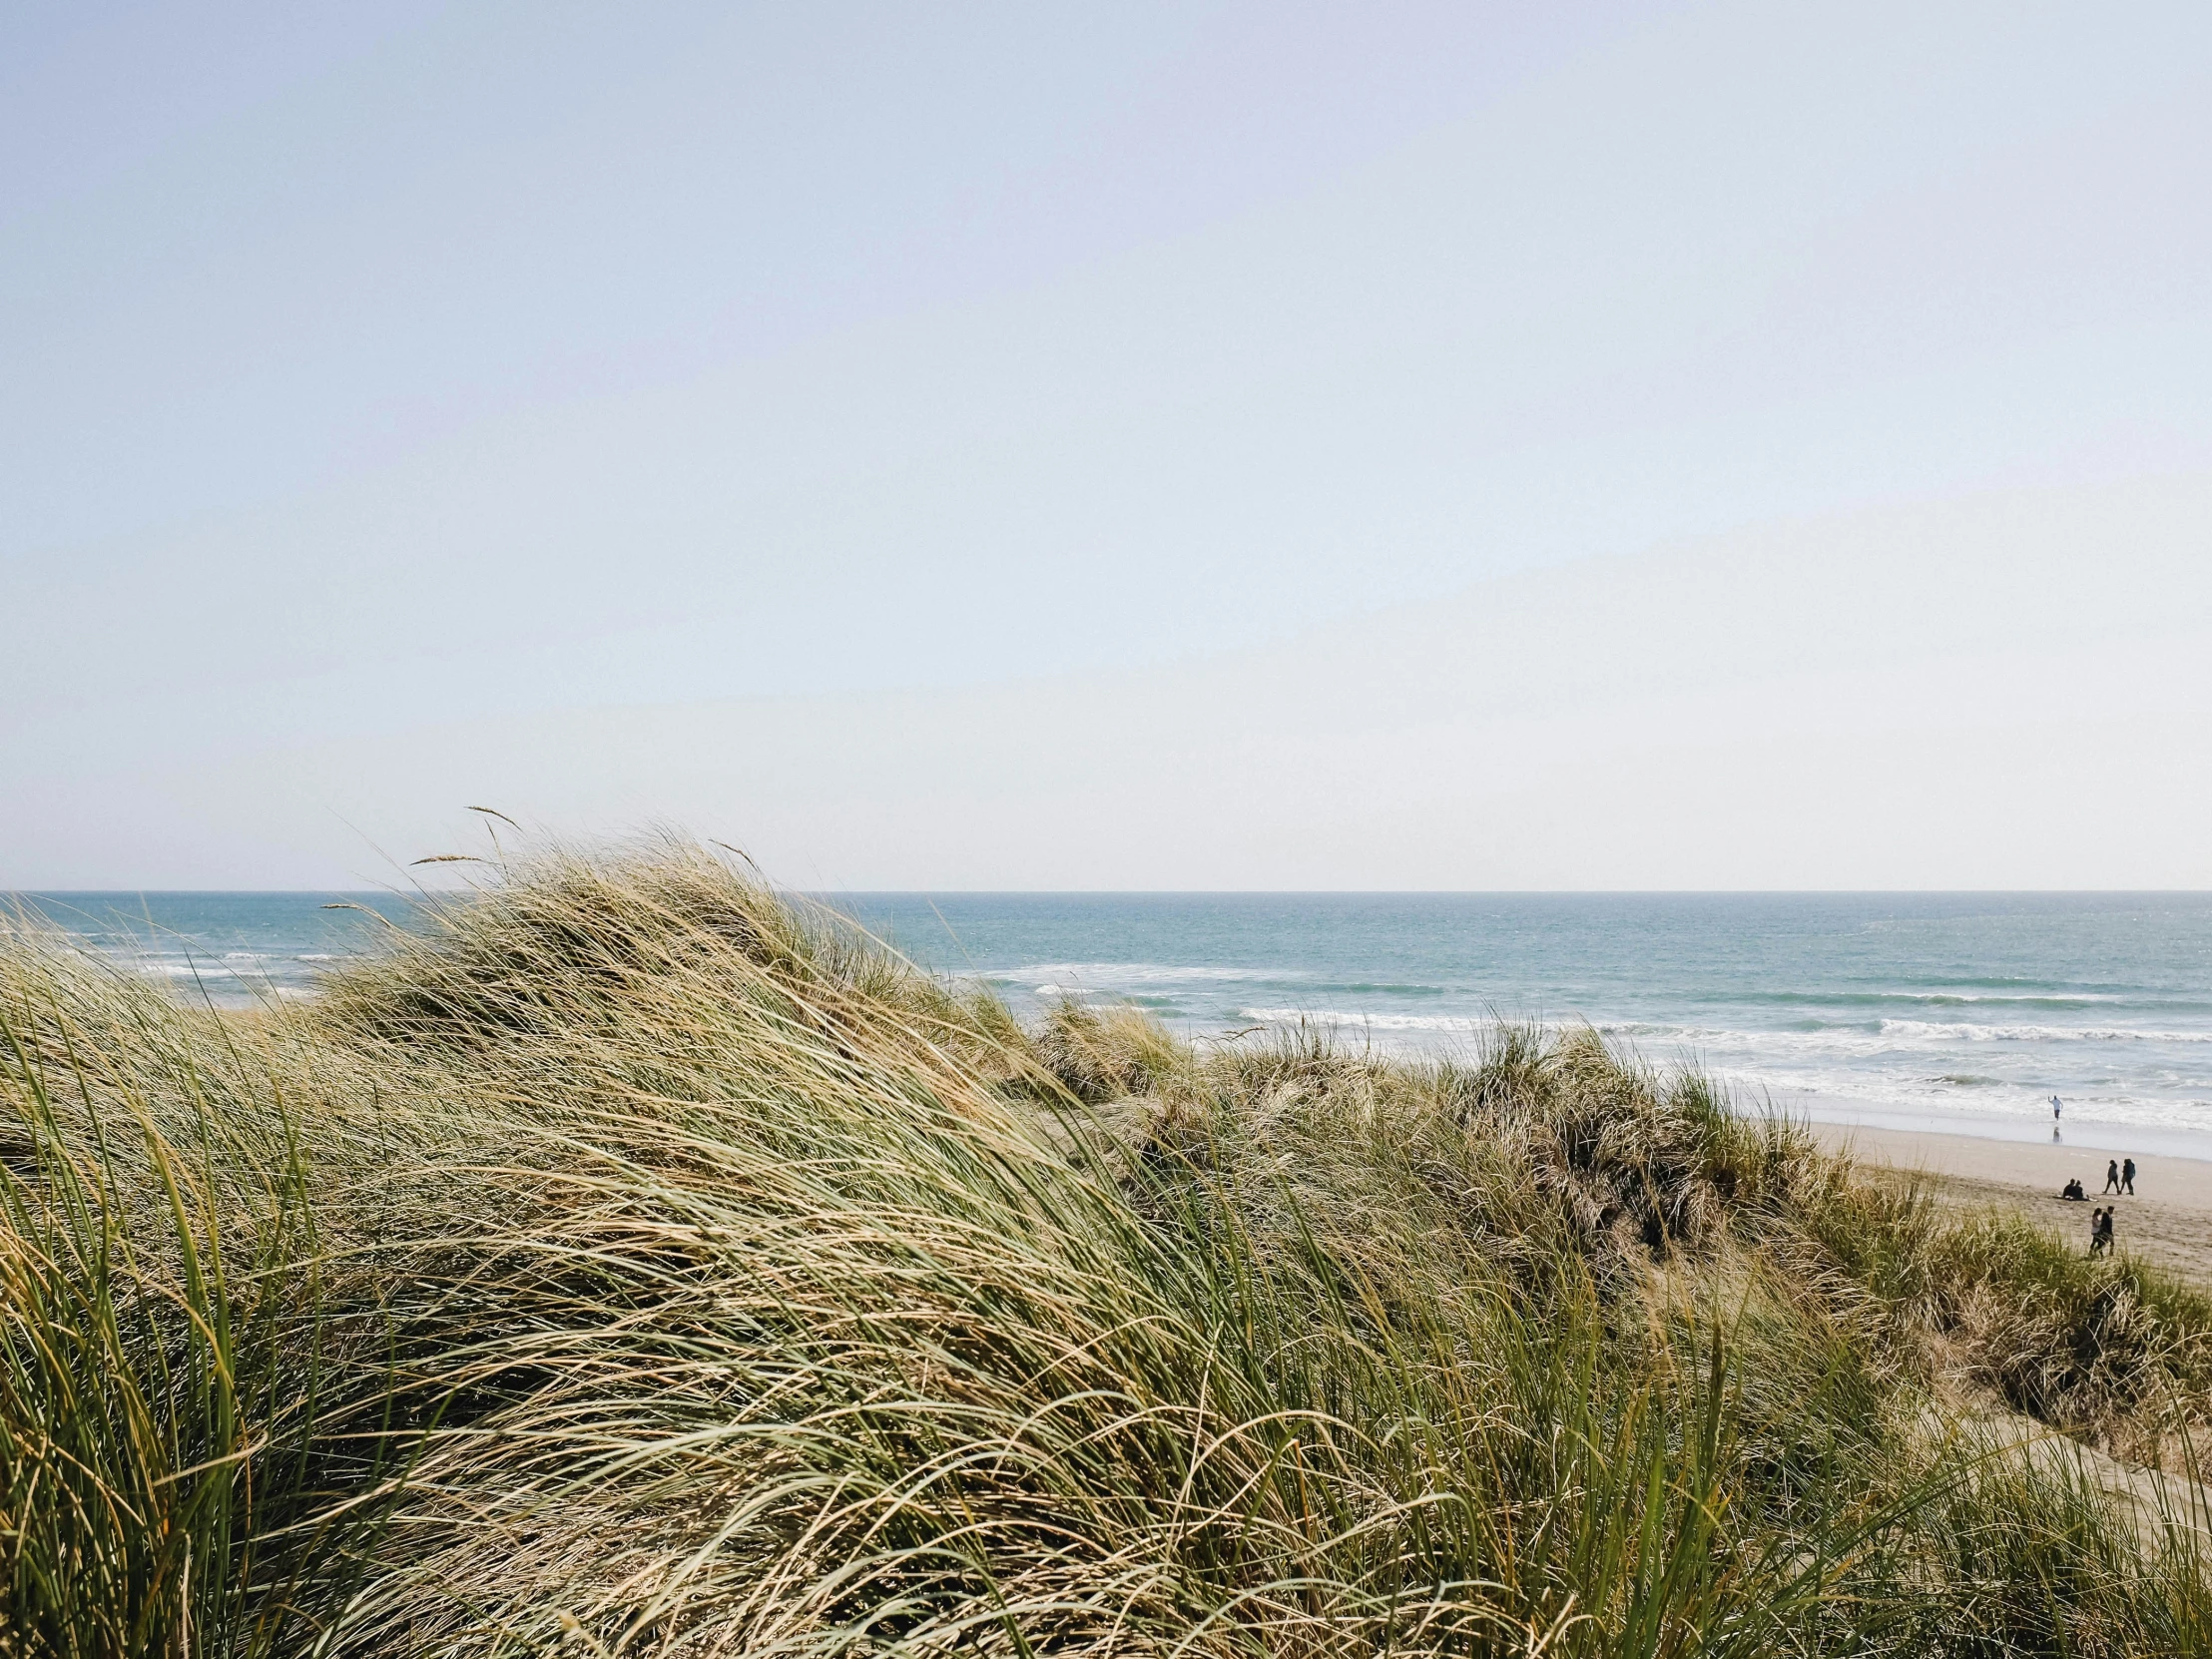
[
  {"xmin": 1804, "ymin": 1119, "xmax": 2212, "ymax": 1283},
  {"xmin": 1750, "ymin": 1086, "xmax": 2212, "ymax": 1165}
]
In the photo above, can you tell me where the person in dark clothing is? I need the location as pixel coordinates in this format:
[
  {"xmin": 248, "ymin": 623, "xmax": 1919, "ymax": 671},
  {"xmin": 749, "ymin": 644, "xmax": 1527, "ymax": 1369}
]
[
  {"xmin": 2122, "ymin": 1157, "xmax": 2137, "ymax": 1196},
  {"xmin": 2061, "ymin": 1178, "xmax": 2087, "ymax": 1201},
  {"xmin": 2090, "ymin": 1207, "xmax": 2114, "ymax": 1256},
  {"xmin": 2103, "ymin": 1159, "xmax": 2121, "ymax": 1194}
]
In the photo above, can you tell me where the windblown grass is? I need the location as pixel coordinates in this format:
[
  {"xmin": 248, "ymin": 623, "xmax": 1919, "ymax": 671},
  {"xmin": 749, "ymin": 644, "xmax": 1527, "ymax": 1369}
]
[{"xmin": 4, "ymin": 840, "xmax": 2211, "ymax": 1654}]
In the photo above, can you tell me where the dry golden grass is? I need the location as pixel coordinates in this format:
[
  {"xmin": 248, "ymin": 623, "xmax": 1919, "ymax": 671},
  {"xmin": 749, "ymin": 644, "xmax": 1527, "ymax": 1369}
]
[{"xmin": 5, "ymin": 839, "xmax": 2212, "ymax": 1655}]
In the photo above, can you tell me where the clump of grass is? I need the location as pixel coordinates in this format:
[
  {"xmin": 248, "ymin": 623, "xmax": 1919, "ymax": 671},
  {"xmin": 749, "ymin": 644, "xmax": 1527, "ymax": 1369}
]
[
  {"xmin": 0, "ymin": 947, "xmax": 406, "ymax": 1658},
  {"xmin": 1029, "ymin": 999, "xmax": 1189, "ymax": 1105},
  {"xmin": 1764, "ymin": 1149, "xmax": 2212, "ymax": 1462},
  {"xmin": 5, "ymin": 840, "xmax": 2212, "ymax": 1655}
]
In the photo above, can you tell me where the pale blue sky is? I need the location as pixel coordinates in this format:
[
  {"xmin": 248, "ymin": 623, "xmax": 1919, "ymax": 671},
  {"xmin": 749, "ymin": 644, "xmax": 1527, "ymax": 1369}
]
[{"xmin": 6, "ymin": 4, "xmax": 2209, "ymax": 887}]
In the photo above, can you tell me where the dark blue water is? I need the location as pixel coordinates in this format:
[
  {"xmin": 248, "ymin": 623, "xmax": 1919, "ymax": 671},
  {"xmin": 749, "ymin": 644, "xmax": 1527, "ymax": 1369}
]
[{"xmin": 16, "ymin": 890, "xmax": 2212, "ymax": 1148}]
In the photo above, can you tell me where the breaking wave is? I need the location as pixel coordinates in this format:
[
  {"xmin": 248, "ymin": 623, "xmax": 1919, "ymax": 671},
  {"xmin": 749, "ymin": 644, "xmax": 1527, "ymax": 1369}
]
[{"xmin": 1878, "ymin": 1019, "xmax": 2212, "ymax": 1044}]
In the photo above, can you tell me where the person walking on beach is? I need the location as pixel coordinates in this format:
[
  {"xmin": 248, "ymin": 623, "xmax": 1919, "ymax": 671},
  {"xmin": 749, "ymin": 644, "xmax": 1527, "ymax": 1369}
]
[
  {"xmin": 2089, "ymin": 1207, "xmax": 2114, "ymax": 1256},
  {"xmin": 2122, "ymin": 1156, "xmax": 2137, "ymax": 1196},
  {"xmin": 2104, "ymin": 1159, "xmax": 2121, "ymax": 1194}
]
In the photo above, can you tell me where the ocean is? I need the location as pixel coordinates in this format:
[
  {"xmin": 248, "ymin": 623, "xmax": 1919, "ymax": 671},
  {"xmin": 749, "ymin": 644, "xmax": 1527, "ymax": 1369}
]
[{"xmin": 16, "ymin": 890, "xmax": 2212, "ymax": 1156}]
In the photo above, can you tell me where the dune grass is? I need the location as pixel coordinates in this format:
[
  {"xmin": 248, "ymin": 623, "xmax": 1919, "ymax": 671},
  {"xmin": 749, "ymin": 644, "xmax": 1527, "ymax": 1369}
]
[{"xmin": 5, "ymin": 841, "xmax": 2212, "ymax": 1654}]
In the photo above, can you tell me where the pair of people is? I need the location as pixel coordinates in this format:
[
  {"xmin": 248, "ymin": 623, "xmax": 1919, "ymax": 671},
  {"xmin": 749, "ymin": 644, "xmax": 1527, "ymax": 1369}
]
[
  {"xmin": 2088, "ymin": 1205, "xmax": 2116, "ymax": 1256},
  {"xmin": 2101, "ymin": 1157, "xmax": 2137, "ymax": 1195}
]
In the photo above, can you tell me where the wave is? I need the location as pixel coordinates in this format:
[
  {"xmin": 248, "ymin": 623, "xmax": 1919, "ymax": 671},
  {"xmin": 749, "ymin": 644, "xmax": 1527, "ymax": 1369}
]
[
  {"xmin": 1238, "ymin": 1006, "xmax": 1485, "ymax": 1033},
  {"xmin": 1303, "ymin": 980, "xmax": 1452, "ymax": 997},
  {"xmin": 1222, "ymin": 1008, "xmax": 2212, "ymax": 1055},
  {"xmin": 987, "ymin": 961, "xmax": 1293, "ymax": 987},
  {"xmin": 1727, "ymin": 989, "xmax": 2139, "ymax": 1010},
  {"xmin": 1877, "ymin": 1019, "xmax": 2212, "ymax": 1044},
  {"xmin": 1608, "ymin": 1020, "xmax": 2212, "ymax": 1061}
]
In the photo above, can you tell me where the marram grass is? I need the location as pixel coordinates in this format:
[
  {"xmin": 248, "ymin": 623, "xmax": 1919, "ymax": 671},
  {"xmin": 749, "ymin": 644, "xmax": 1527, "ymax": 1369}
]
[{"xmin": 4, "ymin": 842, "xmax": 2212, "ymax": 1655}]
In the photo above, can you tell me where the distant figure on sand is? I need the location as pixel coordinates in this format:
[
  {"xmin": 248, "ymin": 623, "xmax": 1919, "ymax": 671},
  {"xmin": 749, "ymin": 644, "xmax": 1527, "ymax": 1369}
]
[
  {"xmin": 2051, "ymin": 1094, "xmax": 2062, "ymax": 1141},
  {"xmin": 2123, "ymin": 1156, "xmax": 2137, "ymax": 1195},
  {"xmin": 2061, "ymin": 1178, "xmax": 2086, "ymax": 1201},
  {"xmin": 2090, "ymin": 1207, "xmax": 2114, "ymax": 1256},
  {"xmin": 2104, "ymin": 1159, "xmax": 2121, "ymax": 1194}
]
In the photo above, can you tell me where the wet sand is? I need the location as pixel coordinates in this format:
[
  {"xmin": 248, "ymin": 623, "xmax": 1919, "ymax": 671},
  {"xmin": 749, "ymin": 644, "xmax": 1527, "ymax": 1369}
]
[{"xmin": 1810, "ymin": 1123, "xmax": 2212, "ymax": 1285}]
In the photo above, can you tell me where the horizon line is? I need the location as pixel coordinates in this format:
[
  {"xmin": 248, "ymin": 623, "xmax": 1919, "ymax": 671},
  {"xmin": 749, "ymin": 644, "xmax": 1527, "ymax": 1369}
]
[{"xmin": 13, "ymin": 887, "xmax": 2212, "ymax": 899}]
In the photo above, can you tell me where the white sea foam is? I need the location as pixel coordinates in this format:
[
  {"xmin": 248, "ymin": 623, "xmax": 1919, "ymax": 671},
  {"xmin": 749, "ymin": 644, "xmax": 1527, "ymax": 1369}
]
[
  {"xmin": 1712, "ymin": 1065, "xmax": 2212, "ymax": 1135},
  {"xmin": 1035, "ymin": 962, "xmax": 1289, "ymax": 982},
  {"xmin": 1233, "ymin": 1011, "xmax": 1899, "ymax": 1052},
  {"xmin": 1596, "ymin": 1022, "xmax": 1902, "ymax": 1057},
  {"xmin": 1219, "ymin": 1006, "xmax": 2212, "ymax": 1063},
  {"xmin": 1886, "ymin": 995, "xmax": 2133, "ymax": 1009},
  {"xmin": 1878, "ymin": 1019, "xmax": 2212, "ymax": 1044},
  {"xmin": 989, "ymin": 961, "xmax": 1292, "ymax": 989},
  {"xmin": 1238, "ymin": 1007, "xmax": 1485, "ymax": 1032},
  {"xmin": 1595, "ymin": 1020, "xmax": 2212, "ymax": 1056}
]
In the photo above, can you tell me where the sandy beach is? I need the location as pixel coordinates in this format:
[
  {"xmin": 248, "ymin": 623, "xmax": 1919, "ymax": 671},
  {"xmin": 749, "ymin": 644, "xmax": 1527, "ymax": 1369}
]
[{"xmin": 1811, "ymin": 1122, "xmax": 2212, "ymax": 1285}]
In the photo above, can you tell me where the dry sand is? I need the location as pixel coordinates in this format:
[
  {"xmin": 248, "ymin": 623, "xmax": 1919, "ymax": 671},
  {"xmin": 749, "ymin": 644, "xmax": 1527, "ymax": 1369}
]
[{"xmin": 1810, "ymin": 1122, "xmax": 2212, "ymax": 1284}]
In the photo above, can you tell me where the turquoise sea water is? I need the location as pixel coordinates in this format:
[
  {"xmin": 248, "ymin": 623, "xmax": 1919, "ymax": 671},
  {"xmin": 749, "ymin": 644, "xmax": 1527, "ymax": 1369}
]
[
  {"xmin": 16, "ymin": 891, "xmax": 418, "ymax": 1003},
  {"xmin": 17, "ymin": 891, "xmax": 2212, "ymax": 1153}
]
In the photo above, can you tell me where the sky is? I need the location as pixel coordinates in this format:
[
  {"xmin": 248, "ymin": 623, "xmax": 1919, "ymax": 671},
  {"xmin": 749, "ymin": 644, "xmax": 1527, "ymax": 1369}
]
[{"xmin": 5, "ymin": 2, "xmax": 2209, "ymax": 890}]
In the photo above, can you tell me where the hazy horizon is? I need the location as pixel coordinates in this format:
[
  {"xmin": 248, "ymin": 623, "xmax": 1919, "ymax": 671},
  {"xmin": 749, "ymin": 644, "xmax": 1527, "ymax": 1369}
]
[{"xmin": 21, "ymin": 884, "xmax": 2212, "ymax": 898}]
